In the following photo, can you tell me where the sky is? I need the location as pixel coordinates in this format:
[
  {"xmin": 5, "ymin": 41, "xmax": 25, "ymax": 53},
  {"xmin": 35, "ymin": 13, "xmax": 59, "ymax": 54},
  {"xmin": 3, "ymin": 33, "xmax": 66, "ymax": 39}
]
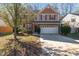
[
  {"xmin": 30, "ymin": 3, "xmax": 79, "ymax": 11},
  {"xmin": 0, "ymin": 3, "xmax": 79, "ymax": 12},
  {"xmin": 30, "ymin": 3, "xmax": 76, "ymax": 8},
  {"xmin": 28, "ymin": 3, "xmax": 79, "ymax": 15},
  {"xmin": 0, "ymin": 3, "xmax": 79, "ymax": 16},
  {"xmin": 0, "ymin": 3, "xmax": 79, "ymax": 11}
]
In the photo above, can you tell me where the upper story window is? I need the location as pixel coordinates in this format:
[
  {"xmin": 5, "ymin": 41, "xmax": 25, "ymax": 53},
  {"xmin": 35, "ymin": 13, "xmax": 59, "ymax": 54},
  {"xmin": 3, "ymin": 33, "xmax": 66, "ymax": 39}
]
[
  {"xmin": 71, "ymin": 18, "xmax": 76, "ymax": 22},
  {"xmin": 45, "ymin": 15, "xmax": 47, "ymax": 20},
  {"xmin": 49, "ymin": 15, "xmax": 56, "ymax": 20},
  {"xmin": 40, "ymin": 15, "xmax": 42, "ymax": 20},
  {"xmin": 54, "ymin": 15, "xmax": 56, "ymax": 20},
  {"xmin": 49, "ymin": 15, "xmax": 52, "ymax": 20}
]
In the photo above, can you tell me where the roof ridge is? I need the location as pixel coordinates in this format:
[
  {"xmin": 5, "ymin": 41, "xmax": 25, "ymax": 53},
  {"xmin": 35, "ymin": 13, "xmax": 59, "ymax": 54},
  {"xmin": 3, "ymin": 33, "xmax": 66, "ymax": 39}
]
[{"xmin": 38, "ymin": 4, "xmax": 58, "ymax": 14}]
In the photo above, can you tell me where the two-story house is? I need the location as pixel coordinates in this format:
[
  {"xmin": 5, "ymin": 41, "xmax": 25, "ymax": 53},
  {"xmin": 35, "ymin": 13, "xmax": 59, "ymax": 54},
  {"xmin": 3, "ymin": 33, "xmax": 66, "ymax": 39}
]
[{"xmin": 32, "ymin": 5, "xmax": 60, "ymax": 34}]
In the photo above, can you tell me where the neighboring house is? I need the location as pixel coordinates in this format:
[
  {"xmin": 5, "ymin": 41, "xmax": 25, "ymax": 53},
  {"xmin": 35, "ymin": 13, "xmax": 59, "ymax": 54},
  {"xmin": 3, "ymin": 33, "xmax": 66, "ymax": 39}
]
[
  {"xmin": 32, "ymin": 5, "xmax": 60, "ymax": 34},
  {"xmin": 0, "ymin": 18, "xmax": 12, "ymax": 34},
  {"xmin": 62, "ymin": 14, "xmax": 79, "ymax": 33}
]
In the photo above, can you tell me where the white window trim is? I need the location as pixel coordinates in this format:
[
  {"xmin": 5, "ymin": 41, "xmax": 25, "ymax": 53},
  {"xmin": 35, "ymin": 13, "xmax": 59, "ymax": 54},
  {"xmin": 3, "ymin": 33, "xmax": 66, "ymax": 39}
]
[{"xmin": 36, "ymin": 14, "xmax": 59, "ymax": 21}]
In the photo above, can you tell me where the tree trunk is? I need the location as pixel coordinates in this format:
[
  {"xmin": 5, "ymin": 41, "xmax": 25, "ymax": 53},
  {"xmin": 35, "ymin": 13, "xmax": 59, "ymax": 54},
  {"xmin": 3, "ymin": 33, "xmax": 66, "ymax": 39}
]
[
  {"xmin": 13, "ymin": 24, "xmax": 18, "ymax": 56},
  {"xmin": 14, "ymin": 27, "xmax": 17, "ymax": 40},
  {"xmin": 13, "ymin": 3, "xmax": 18, "ymax": 40}
]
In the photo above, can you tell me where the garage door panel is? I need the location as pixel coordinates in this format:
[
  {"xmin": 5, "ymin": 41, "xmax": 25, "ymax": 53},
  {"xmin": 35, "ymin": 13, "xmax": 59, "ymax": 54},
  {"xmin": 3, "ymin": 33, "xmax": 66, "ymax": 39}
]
[{"xmin": 41, "ymin": 27, "xmax": 58, "ymax": 34}]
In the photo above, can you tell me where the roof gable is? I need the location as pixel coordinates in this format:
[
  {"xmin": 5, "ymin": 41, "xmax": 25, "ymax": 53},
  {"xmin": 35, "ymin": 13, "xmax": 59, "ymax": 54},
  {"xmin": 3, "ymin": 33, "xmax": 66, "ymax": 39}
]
[{"xmin": 39, "ymin": 4, "xmax": 58, "ymax": 14}]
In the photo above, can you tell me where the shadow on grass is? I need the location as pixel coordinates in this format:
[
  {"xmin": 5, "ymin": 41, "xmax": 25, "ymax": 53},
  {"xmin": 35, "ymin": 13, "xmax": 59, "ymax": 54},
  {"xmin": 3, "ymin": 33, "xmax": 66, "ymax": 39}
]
[{"xmin": 0, "ymin": 38, "xmax": 42, "ymax": 56}]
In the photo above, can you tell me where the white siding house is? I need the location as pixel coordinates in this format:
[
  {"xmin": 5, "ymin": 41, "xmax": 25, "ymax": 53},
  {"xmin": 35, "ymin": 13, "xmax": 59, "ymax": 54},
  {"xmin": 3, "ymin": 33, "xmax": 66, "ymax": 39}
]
[
  {"xmin": 62, "ymin": 14, "xmax": 79, "ymax": 33},
  {"xmin": 33, "ymin": 5, "xmax": 60, "ymax": 34}
]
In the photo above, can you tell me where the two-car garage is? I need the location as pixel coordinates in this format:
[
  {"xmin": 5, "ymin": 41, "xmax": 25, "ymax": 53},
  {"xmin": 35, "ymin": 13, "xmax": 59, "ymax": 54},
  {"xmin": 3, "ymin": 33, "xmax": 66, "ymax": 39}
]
[
  {"xmin": 40, "ymin": 27, "xmax": 58, "ymax": 34},
  {"xmin": 33, "ymin": 23, "xmax": 59, "ymax": 34}
]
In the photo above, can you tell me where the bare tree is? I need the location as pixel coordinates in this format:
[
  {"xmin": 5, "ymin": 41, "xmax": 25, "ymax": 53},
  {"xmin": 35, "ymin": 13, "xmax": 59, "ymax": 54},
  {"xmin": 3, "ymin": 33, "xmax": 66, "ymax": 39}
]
[
  {"xmin": 60, "ymin": 3, "xmax": 73, "ymax": 16},
  {"xmin": 0, "ymin": 3, "xmax": 39, "ymax": 56},
  {"xmin": 0, "ymin": 3, "xmax": 27, "ymax": 40}
]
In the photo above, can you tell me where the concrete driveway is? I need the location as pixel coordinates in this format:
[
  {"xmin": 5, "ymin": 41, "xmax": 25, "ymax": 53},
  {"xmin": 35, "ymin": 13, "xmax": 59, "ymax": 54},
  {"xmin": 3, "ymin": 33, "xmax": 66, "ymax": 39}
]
[
  {"xmin": 40, "ymin": 34, "xmax": 79, "ymax": 56},
  {"xmin": 40, "ymin": 34, "xmax": 79, "ymax": 44}
]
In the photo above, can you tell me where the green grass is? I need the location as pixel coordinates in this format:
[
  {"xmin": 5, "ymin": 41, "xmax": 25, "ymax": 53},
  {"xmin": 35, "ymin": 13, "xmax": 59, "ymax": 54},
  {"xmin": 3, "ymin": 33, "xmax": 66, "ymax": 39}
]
[{"xmin": 67, "ymin": 33, "xmax": 79, "ymax": 40}]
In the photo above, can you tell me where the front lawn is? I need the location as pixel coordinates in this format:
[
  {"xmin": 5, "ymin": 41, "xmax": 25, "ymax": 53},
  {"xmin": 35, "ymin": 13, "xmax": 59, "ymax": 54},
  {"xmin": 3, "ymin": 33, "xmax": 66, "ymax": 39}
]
[
  {"xmin": 0, "ymin": 34, "xmax": 42, "ymax": 56},
  {"xmin": 67, "ymin": 33, "xmax": 79, "ymax": 40},
  {"xmin": 0, "ymin": 34, "xmax": 40, "ymax": 49}
]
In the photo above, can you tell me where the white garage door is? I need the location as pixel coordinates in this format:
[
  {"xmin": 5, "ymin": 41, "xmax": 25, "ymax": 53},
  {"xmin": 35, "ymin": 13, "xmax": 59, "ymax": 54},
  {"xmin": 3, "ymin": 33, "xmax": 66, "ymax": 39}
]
[{"xmin": 41, "ymin": 27, "xmax": 58, "ymax": 34}]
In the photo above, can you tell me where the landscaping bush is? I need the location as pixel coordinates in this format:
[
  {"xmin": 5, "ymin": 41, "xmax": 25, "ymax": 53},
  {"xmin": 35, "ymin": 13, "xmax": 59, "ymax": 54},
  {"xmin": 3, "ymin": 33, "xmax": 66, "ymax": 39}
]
[
  {"xmin": 15, "ymin": 26, "xmax": 27, "ymax": 35},
  {"xmin": 60, "ymin": 25, "xmax": 71, "ymax": 35},
  {"xmin": 16, "ymin": 27, "xmax": 22, "ymax": 34}
]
